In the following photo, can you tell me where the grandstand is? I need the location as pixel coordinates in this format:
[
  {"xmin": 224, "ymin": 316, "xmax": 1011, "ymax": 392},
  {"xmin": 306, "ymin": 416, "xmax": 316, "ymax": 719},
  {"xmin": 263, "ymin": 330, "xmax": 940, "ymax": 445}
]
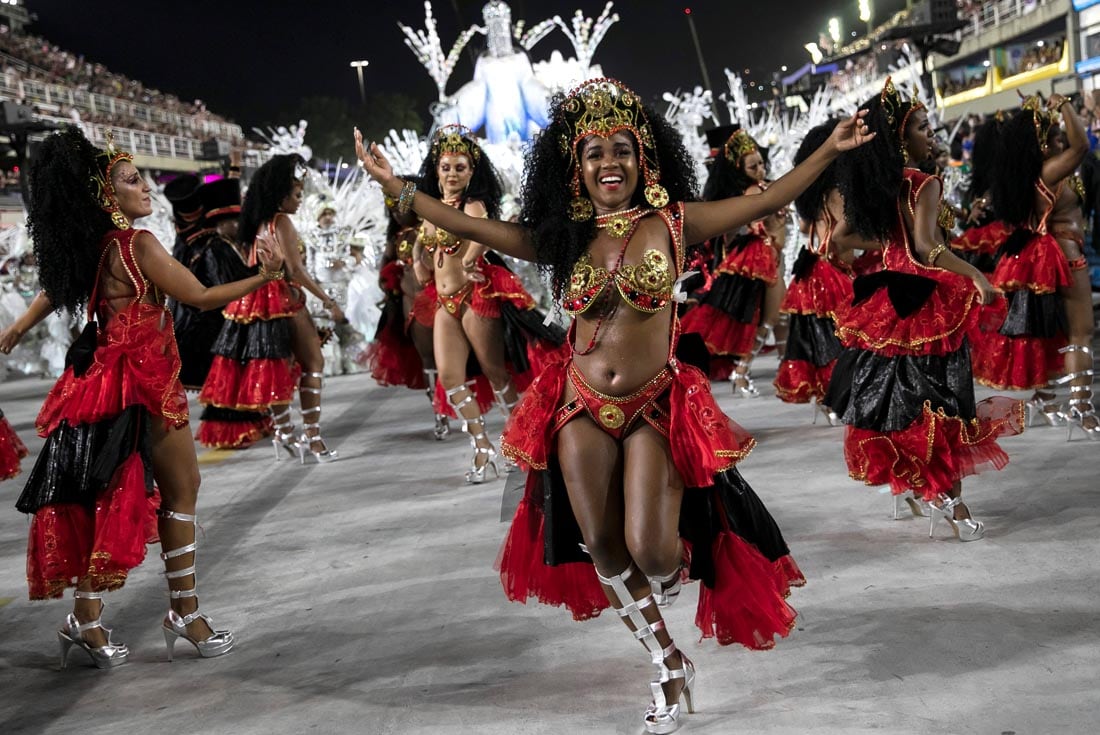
[{"xmin": 0, "ymin": 15, "xmax": 244, "ymax": 180}]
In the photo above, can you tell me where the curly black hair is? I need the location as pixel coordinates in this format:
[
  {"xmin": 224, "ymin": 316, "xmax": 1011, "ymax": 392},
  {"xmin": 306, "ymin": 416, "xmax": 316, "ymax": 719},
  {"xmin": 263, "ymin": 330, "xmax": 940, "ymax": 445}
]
[
  {"xmin": 702, "ymin": 144, "xmax": 762, "ymax": 202},
  {"xmin": 968, "ymin": 116, "xmax": 1004, "ymax": 207},
  {"xmin": 519, "ymin": 94, "xmax": 699, "ymax": 298},
  {"xmin": 239, "ymin": 154, "xmax": 305, "ymax": 246},
  {"xmin": 27, "ymin": 126, "xmax": 116, "ymax": 314},
  {"xmin": 836, "ymin": 97, "xmax": 906, "ymax": 242},
  {"xmin": 417, "ymin": 136, "xmax": 504, "ymax": 221},
  {"xmin": 990, "ymin": 109, "xmax": 1044, "ymax": 227},
  {"xmin": 793, "ymin": 119, "xmax": 841, "ymax": 223}
]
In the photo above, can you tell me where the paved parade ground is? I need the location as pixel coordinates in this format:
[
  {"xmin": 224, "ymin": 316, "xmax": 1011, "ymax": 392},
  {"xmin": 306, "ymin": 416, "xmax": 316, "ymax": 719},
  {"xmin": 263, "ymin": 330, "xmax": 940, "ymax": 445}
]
[{"xmin": 1, "ymin": 364, "xmax": 1097, "ymax": 735}]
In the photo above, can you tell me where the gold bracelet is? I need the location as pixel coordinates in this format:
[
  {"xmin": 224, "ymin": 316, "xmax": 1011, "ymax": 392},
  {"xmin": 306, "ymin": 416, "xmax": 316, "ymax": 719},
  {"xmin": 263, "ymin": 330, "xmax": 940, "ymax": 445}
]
[
  {"xmin": 927, "ymin": 243, "xmax": 948, "ymax": 266},
  {"xmin": 259, "ymin": 266, "xmax": 285, "ymax": 281}
]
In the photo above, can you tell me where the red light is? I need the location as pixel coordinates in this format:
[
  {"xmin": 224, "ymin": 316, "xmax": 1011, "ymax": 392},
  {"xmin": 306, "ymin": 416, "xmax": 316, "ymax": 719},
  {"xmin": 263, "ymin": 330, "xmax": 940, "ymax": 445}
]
[
  {"xmin": 684, "ymin": 7, "xmax": 692, "ymax": 14},
  {"xmin": 12, "ymin": 166, "xmax": 19, "ymax": 172}
]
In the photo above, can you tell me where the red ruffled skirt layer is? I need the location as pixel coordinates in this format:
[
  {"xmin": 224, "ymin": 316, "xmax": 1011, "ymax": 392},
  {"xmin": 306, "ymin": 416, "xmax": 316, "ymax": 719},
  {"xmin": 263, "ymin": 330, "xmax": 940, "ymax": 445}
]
[
  {"xmin": 990, "ymin": 233, "xmax": 1072, "ymax": 295},
  {"xmin": 1, "ymin": 416, "xmax": 28, "ymax": 480},
  {"xmin": 780, "ymin": 259, "xmax": 852, "ymax": 320},
  {"xmin": 365, "ymin": 314, "xmax": 426, "ymax": 390},
  {"xmin": 195, "ymin": 417, "xmax": 273, "ymax": 449},
  {"xmin": 844, "ymin": 398, "xmax": 1025, "ymax": 501},
  {"xmin": 410, "ymin": 287, "xmax": 436, "ymax": 329},
  {"xmin": 221, "ymin": 279, "xmax": 303, "ymax": 323},
  {"xmin": 952, "ymin": 221, "xmax": 1012, "ymax": 254},
  {"xmin": 37, "ymin": 303, "xmax": 189, "ymax": 434},
  {"xmin": 716, "ymin": 236, "xmax": 778, "ymax": 284},
  {"xmin": 774, "ymin": 359, "xmax": 835, "ymax": 404},
  {"xmin": 199, "ymin": 357, "xmax": 297, "ymax": 411},
  {"xmin": 679, "ymin": 304, "xmax": 758, "ymax": 358},
  {"xmin": 837, "ymin": 271, "xmax": 979, "ymax": 358},
  {"xmin": 27, "ymin": 456, "xmax": 161, "ymax": 599}
]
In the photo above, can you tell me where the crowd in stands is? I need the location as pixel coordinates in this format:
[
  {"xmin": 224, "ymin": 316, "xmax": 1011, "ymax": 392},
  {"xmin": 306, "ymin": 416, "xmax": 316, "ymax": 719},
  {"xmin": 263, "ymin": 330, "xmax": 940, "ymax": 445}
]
[
  {"xmin": 1002, "ymin": 37, "xmax": 1064, "ymax": 76},
  {"xmin": 940, "ymin": 70, "xmax": 989, "ymax": 98},
  {"xmin": 0, "ymin": 25, "xmax": 239, "ymax": 140}
]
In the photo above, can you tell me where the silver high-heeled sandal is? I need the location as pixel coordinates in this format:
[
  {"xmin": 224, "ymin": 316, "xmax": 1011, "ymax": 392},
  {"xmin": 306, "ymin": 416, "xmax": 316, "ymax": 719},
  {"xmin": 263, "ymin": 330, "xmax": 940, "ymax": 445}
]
[
  {"xmin": 57, "ymin": 590, "xmax": 129, "ymax": 670},
  {"xmin": 892, "ymin": 491, "xmax": 927, "ymax": 520},
  {"xmin": 596, "ymin": 564, "xmax": 695, "ymax": 735},
  {"xmin": 649, "ymin": 565, "xmax": 684, "ymax": 608},
  {"xmin": 1024, "ymin": 390, "xmax": 1066, "ymax": 428},
  {"xmin": 927, "ymin": 494, "xmax": 984, "ymax": 542},
  {"xmin": 158, "ymin": 509, "xmax": 234, "ymax": 661},
  {"xmin": 447, "ymin": 383, "xmax": 500, "ymax": 484},
  {"xmin": 1057, "ymin": 345, "xmax": 1099, "ymax": 441},
  {"xmin": 424, "ymin": 369, "xmax": 451, "ymax": 440},
  {"xmin": 811, "ymin": 398, "xmax": 840, "ymax": 426},
  {"xmin": 270, "ymin": 406, "xmax": 297, "ymax": 460},
  {"xmin": 731, "ymin": 366, "xmax": 760, "ymax": 398},
  {"xmin": 297, "ymin": 372, "xmax": 338, "ymax": 463}
]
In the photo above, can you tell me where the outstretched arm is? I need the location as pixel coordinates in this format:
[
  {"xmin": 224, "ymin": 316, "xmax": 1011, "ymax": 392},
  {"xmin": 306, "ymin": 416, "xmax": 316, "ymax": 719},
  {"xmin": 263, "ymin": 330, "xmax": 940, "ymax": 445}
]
[
  {"xmin": 683, "ymin": 110, "xmax": 874, "ymax": 244},
  {"xmin": 0, "ymin": 291, "xmax": 52, "ymax": 353},
  {"xmin": 355, "ymin": 128, "xmax": 537, "ymax": 262},
  {"xmin": 1042, "ymin": 95, "xmax": 1089, "ymax": 187},
  {"xmin": 274, "ymin": 216, "xmax": 345, "ymax": 322},
  {"xmin": 133, "ymin": 231, "xmax": 283, "ymax": 311}
]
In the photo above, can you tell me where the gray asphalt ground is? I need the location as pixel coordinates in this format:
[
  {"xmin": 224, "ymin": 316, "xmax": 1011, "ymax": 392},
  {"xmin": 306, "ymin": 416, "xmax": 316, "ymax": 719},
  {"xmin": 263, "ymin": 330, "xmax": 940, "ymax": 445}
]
[{"xmin": 0, "ymin": 358, "xmax": 1097, "ymax": 735}]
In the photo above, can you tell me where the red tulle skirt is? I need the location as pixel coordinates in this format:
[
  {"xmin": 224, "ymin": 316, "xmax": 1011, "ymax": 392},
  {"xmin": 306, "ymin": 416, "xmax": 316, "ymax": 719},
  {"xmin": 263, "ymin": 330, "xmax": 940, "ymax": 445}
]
[
  {"xmin": 409, "ymin": 287, "xmax": 436, "ymax": 329},
  {"xmin": 195, "ymin": 417, "xmax": 273, "ymax": 449},
  {"xmin": 844, "ymin": 398, "xmax": 1025, "ymax": 501},
  {"xmin": 26, "ymin": 456, "xmax": 161, "ymax": 599},
  {"xmin": 1, "ymin": 415, "xmax": 28, "ymax": 480},
  {"xmin": 991, "ymin": 233, "xmax": 1072, "ymax": 295},
  {"xmin": 199, "ymin": 357, "xmax": 297, "ymax": 411},
  {"xmin": 774, "ymin": 359, "xmax": 835, "ymax": 404},
  {"xmin": 221, "ymin": 279, "xmax": 303, "ymax": 323},
  {"xmin": 780, "ymin": 258, "xmax": 852, "ymax": 321},
  {"xmin": 837, "ymin": 270, "xmax": 979, "ymax": 358},
  {"xmin": 36, "ymin": 303, "xmax": 189, "ymax": 435},
  {"xmin": 365, "ymin": 319, "xmax": 426, "ymax": 389},
  {"xmin": 715, "ymin": 236, "xmax": 778, "ymax": 284},
  {"xmin": 971, "ymin": 329, "xmax": 1065, "ymax": 390},
  {"xmin": 679, "ymin": 304, "xmax": 758, "ymax": 358},
  {"xmin": 952, "ymin": 221, "xmax": 1012, "ymax": 254}
]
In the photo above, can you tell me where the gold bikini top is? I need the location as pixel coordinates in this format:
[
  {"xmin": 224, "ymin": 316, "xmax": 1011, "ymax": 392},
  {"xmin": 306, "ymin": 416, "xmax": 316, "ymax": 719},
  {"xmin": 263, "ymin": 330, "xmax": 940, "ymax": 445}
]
[{"xmin": 418, "ymin": 223, "xmax": 461, "ymax": 256}]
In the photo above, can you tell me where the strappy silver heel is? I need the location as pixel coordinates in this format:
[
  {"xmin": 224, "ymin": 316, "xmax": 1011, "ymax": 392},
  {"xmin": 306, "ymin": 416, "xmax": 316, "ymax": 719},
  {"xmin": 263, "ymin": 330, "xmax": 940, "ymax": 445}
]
[
  {"xmin": 447, "ymin": 382, "xmax": 500, "ymax": 484},
  {"xmin": 270, "ymin": 406, "xmax": 297, "ymax": 460},
  {"xmin": 493, "ymin": 383, "xmax": 521, "ymax": 473},
  {"xmin": 731, "ymin": 365, "xmax": 759, "ymax": 398},
  {"xmin": 296, "ymin": 371, "xmax": 338, "ymax": 463},
  {"xmin": 424, "ymin": 369, "xmax": 450, "ymax": 440},
  {"xmin": 158, "ymin": 509, "xmax": 235, "ymax": 661},
  {"xmin": 927, "ymin": 494, "xmax": 984, "ymax": 542},
  {"xmin": 1024, "ymin": 390, "xmax": 1067, "ymax": 428},
  {"xmin": 1057, "ymin": 345, "xmax": 1099, "ymax": 441},
  {"xmin": 811, "ymin": 398, "xmax": 840, "ymax": 426},
  {"xmin": 649, "ymin": 565, "xmax": 684, "ymax": 608},
  {"xmin": 596, "ymin": 563, "xmax": 695, "ymax": 734},
  {"xmin": 57, "ymin": 590, "xmax": 129, "ymax": 670},
  {"xmin": 892, "ymin": 491, "xmax": 927, "ymax": 520}
]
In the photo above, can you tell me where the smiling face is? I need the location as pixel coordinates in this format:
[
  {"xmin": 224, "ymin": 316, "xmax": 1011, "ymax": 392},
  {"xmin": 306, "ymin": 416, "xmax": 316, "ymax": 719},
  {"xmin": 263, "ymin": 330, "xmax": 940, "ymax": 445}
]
[
  {"xmin": 436, "ymin": 153, "xmax": 474, "ymax": 200},
  {"xmin": 740, "ymin": 151, "xmax": 766, "ymax": 183},
  {"xmin": 109, "ymin": 161, "xmax": 152, "ymax": 222},
  {"xmin": 580, "ymin": 131, "xmax": 639, "ymax": 213},
  {"xmin": 902, "ymin": 108, "xmax": 935, "ymax": 165},
  {"xmin": 279, "ymin": 181, "xmax": 303, "ymax": 214}
]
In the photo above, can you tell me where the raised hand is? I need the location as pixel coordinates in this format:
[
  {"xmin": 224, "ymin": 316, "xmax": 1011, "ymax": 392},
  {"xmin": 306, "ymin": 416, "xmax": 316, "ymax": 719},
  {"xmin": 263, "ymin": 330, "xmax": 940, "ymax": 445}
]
[
  {"xmin": 354, "ymin": 128, "xmax": 396, "ymax": 189},
  {"xmin": 831, "ymin": 109, "xmax": 876, "ymax": 153}
]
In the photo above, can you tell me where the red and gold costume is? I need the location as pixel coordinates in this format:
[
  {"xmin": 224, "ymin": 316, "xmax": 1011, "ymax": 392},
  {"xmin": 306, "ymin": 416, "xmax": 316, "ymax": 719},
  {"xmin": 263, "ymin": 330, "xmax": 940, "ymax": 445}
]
[
  {"xmin": 0, "ymin": 407, "xmax": 28, "ymax": 480},
  {"xmin": 198, "ymin": 213, "xmax": 301, "ymax": 431},
  {"xmin": 969, "ymin": 179, "xmax": 1073, "ymax": 390},
  {"xmin": 498, "ymin": 202, "xmax": 804, "ymax": 649},
  {"xmin": 364, "ymin": 227, "xmax": 429, "ymax": 390},
  {"xmin": 774, "ymin": 214, "xmax": 853, "ymax": 403},
  {"xmin": 825, "ymin": 170, "xmax": 1024, "ymax": 500},
  {"xmin": 16, "ymin": 229, "xmax": 180, "ymax": 598}
]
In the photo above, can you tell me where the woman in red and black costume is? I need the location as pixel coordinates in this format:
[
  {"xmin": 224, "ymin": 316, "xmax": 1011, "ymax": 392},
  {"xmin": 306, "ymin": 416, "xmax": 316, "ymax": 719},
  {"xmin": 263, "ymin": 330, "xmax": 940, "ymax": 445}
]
[
  {"xmin": 774, "ymin": 119, "xmax": 854, "ymax": 418},
  {"xmin": 985, "ymin": 94, "xmax": 1097, "ymax": 437},
  {"xmin": 0, "ymin": 406, "xmax": 28, "ymax": 480},
  {"xmin": 5, "ymin": 127, "xmax": 283, "ymax": 668},
  {"xmin": 358, "ymin": 78, "xmax": 873, "ymax": 734},
  {"xmin": 950, "ymin": 115, "xmax": 1010, "ymax": 275},
  {"xmin": 825, "ymin": 79, "xmax": 1024, "ymax": 540},
  {"xmin": 680, "ymin": 126, "xmax": 789, "ymax": 396},
  {"xmin": 406, "ymin": 125, "xmax": 563, "ymax": 484},
  {"xmin": 201, "ymin": 154, "xmax": 344, "ymax": 463},
  {"xmin": 364, "ymin": 196, "xmax": 453, "ymax": 440}
]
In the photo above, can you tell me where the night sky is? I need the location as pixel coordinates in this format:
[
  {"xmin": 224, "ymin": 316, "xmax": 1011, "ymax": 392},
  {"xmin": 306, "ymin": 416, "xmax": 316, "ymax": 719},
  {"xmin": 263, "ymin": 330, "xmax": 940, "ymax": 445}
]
[{"xmin": 25, "ymin": 0, "xmax": 908, "ymax": 130}]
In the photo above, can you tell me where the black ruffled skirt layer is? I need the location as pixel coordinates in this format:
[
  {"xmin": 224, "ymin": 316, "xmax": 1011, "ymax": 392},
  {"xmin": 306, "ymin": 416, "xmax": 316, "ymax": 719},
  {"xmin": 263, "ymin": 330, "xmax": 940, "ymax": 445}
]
[{"xmin": 785, "ymin": 314, "xmax": 843, "ymax": 367}]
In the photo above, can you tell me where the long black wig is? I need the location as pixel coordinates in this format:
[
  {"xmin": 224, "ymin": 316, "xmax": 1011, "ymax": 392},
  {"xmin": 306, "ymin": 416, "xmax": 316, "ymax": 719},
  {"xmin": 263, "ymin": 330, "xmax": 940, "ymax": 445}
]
[
  {"xmin": 967, "ymin": 115, "xmax": 1005, "ymax": 208},
  {"xmin": 416, "ymin": 134, "xmax": 504, "ymax": 221},
  {"xmin": 990, "ymin": 108, "xmax": 1046, "ymax": 228},
  {"xmin": 239, "ymin": 154, "xmax": 305, "ymax": 247},
  {"xmin": 793, "ymin": 119, "xmax": 841, "ymax": 223},
  {"xmin": 27, "ymin": 126, "xmax": 116, "ymax": 314},
  {"xmin": 702, "ymin": 136, "xmax": 765, "ymax": 202},
  {"xmin": 835, "ymin": 96, "xmax": 908, "ymax": 243},
  {"xmin": 519, "ymin": 93, "xmax": 699, "ymax": 298}
]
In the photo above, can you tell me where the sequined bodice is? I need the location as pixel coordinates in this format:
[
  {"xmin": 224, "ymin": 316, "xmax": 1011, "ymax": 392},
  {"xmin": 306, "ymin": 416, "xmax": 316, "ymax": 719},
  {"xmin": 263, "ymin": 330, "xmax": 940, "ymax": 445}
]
[
  {"xmin": 563, "ymin": 243, "xmax": 674, "ymax": 316},
  {"xmin": 418, "ymin": 222, "xmax": 462, "ymax": 256}
]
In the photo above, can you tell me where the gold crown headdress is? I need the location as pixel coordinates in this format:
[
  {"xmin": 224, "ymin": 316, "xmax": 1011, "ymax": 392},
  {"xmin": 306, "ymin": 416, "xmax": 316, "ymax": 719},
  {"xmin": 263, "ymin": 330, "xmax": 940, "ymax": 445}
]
[
  {"xmin": 90, "ymin": 131, "xmax": 135, "ymax": 230},
  {"xmin": 723, "ymin": 130, "xmax": 759, "ymax": 164},
  {"xmin": 430, "ymin": 124, "xmax": 482, "ymax": 165},
  {"xmin": 880, "ymin": 76, "xmax": 925, "ymax": 152},
  {"xmin": 1020, "ymin": 93, "xmax": 1058, "ymax": 153},
  {"xmin": 557, "ymin": 78, "xmax": 669, "ymax": 221}
]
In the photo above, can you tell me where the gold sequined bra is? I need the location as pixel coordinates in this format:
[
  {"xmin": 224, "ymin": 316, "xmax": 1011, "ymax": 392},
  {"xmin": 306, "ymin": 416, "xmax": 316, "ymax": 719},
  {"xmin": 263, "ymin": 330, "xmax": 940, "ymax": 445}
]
[
  {"xmin": 418, "ymin": 222, "xmax": 462, "ymax": 256},
  {"xmin": 563, "ymin": 246, "xmax": 674, "ymax": 316}
]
